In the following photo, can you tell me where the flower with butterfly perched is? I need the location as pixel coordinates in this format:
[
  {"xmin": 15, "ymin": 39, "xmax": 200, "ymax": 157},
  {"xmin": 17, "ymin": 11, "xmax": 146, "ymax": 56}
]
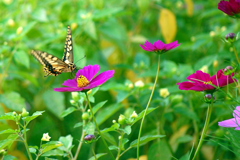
[
  {"xmin": 53, "ymin": 64, "xmax": 114, "ymax": 92},
  {"xmin": 177, "ymin": 69, "xmax": 236, "ymax": 93},
  {"xmin": 140, "ymin": 40, "xmax": 180, "ymax": 54}
]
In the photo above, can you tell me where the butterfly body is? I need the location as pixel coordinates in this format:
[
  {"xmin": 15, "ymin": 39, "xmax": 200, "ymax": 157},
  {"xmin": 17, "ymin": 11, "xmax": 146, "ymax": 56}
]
[{"xmin": 31, "ymin": 26, "xmax": 76, "ymax": 77}]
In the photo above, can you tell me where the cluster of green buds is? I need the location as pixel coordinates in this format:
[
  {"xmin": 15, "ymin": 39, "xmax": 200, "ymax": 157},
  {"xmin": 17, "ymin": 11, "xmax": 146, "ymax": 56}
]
[{"xmin": 117, "ymin": 110, "xmax": 138, "ymax": 125}]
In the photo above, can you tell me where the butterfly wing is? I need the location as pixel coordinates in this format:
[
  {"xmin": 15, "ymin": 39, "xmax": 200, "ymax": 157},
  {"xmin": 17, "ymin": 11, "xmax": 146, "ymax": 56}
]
[
  {"xmin": 62, "ymin": 25, "xmax": 73, "ymax": 64},
  {"xmin": 31, "ymin": 50, "xmax": 68, "ymax": 76}
]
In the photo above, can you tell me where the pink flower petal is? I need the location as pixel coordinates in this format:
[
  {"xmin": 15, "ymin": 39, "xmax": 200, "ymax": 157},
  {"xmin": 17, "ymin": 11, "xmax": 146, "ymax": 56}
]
[
  {"xmin": 53, "ymin": 87, "xmax": 83, "ymax": 92},
  {"xmin": 76, "ymin": 64, "xmax": 100, "ymax": 81},
  {"xmin": 187, "ymin": 70, "xmax": 211, "ymax": 83},
  {"xmin": 165, "ymin": 41, "xmax": 180, "ymax": 50},
  {"xmin": 144, "ymin": 41, "xmax": 156, "ymax": 51},
  {"xmin": 62, "ymin": 79, "xmax": 77, "ymax": 87},
  {"xmin": 153, "ymin": 40, "xmax": 165, "ymax": 50},
  {"xmin": 140, "ymin": 44, "xmax": 152, "ymax": 51}
]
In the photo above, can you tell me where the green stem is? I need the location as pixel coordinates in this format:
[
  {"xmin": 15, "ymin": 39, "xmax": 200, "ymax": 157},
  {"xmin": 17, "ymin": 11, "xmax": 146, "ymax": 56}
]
[
  {"xmin": 73, "ymin": 121, "xmax": 85, "ymax": 160},
  {"xmin": 137, "ymin": 55, "xmax": 161, "ymax": 160},
  {"xmin": 192, "ymin": 95, "xmax": 213, "ymax": 160},
  {"xmin": 23, "ymin": 122, "xmax": 33, "ymax": 160},
  {"xmin": 116, "ymin": 133, "xmax": 124, "ymax": 160},
  {"xmin": 85, "ymin": 93, "xmax": 115, "ymax": 160},
  {"xmin": 232, "ymin": 44, "xmax": 240, "ymax": 66},
  {"xmin": 92, "ymin": 144, "xmax": 97, "ymax": 160}
]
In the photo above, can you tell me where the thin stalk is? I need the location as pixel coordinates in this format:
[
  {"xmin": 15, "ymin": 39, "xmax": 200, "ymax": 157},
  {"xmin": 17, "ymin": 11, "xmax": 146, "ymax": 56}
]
[
  {"xmin": 23, "ymin": 122, "xmax": 33, "ymax": 160},
  {"xmin": 232, "ymin": 44, "xmax": 240, "ymax": 66},
  {"xmin": 192, "ymin": 95, "xmax": 214, "ymax": 160},
  {"xmin": 116, "ymin": 133, "xmax": 124, "ymax": 160},
  {"xmin": 73, "ymin": 121, "xmax": 85, "ymax": 160},
  {"xmin": 85, "ymin": 93, "xmax": 115, "ymax": 160},
  {"xmin": 91, "ymin": 144, "xmax": 97, "ymax": 160},
  {"xmin": 137, "ymin": 55, "xmax": 161, "ymax": 160}
]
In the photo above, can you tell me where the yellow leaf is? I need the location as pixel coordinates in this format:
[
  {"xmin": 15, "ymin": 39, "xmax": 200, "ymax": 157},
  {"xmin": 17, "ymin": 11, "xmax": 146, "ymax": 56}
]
[
  {"xmin": 184, "ymin": 0, "xmax": 194, "ymax": 16},
  {"xmin": 158, "ymin": 9, "xmax": 177, "ymax": 43}
]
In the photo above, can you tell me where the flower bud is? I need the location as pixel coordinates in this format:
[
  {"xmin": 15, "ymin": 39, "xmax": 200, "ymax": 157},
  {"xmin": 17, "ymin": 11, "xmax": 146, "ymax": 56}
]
[
  {"xmin": 0, "ymin": 149, "xmax": 7, "ymax": 155},
  {"xmin": 87, "ymin": 90, "xmax": 92, "ymax": 95},
  {"xmin": 7, "ymin": 19, "xmax": 15, "ymax": 27},
  {"xmin": 128, "ymin": 83, "xmax": 134, "ymax": 89},
  {"xmin": 22, "ymin": 108, "xmax": 29, "ymax": 117},
  {"xmin": 213, "ymin": 60, "xmax": 218, "ymax": 68},
  {"xmin": 70, "ymin": 100, "xmax": 76, "ymax": 105},
  {"xmin": 71, "ymin": 23, "xmax": 78, "ymax": 30},
  {"xmin": 112, "ymin": 120, "xmax": 116, "ymax": 123},
  {"xmin": 71, "ymin": 92, "xmax": 80, "ymax": 101},
  {"xmin": 84, "ymin": 134, "xmax": 95, "ymax": 141},
  {"xmin": 13, "ymin": 111, "xmax": 17, "ymax": 116},
  {"xmin": 130, "ymin": 111, "xmax": 138, "ymax": 118},
  {"xmin": 134, "ymin": 80, "xmax": 144, "ymax": 88},
  {"xmin": 209, "ymin": 31, "xmax": 215, "ymax": 37},
  {"xmin": 118, "ymin": 136, "xmax": 122, "ymax": 140},
  {"xmin": 223, "ymin": 66, "xmax": 233, "ymax": 72},
  {"xmin": 118, "ymin": 114, "xmax": 126, "ymax": 125},
  {"xmin": 159, "ymin": 88, "xmax": 170, "ymax": 98},
  {"xmin": 225, "ymin": 33, "xmax": 236, "ymax": 43},
  {"xmin": 204, "ymin": 94, "xmax": 215, "ymax": 103},
  {"xmin": 41, "ymin": 133, "xmax": 51, "ymax": 141},
  {"xmin": 16, "ymin": 26, "xmax": 23, "ymax": 35},
  {"xmin": 82, "ymin": 112, "xmax": 89, "ymax": 120}
]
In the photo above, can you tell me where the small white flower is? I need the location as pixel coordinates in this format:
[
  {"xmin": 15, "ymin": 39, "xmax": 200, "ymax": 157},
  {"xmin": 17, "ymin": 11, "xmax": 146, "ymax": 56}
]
[
  {"xmin": 160, "ymin": 88, "xmax": 170, "ymax": 98},
  {"xmin": 41, "ymin": 133, "xmax": 51, "ymax": 141},
  {"xmin": 134, "ymin": 80, "xmax": 144, "ymax": 87}
]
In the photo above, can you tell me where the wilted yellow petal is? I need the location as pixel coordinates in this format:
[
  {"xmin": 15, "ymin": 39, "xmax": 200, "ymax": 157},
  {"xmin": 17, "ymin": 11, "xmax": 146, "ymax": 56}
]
[
  {"xmin": 158, "ymin": 9, "xmax": 177, "ymax": 43},
  {"xmin": 184, "ymin": 0, "xmax": 194, "ymax": 16}
]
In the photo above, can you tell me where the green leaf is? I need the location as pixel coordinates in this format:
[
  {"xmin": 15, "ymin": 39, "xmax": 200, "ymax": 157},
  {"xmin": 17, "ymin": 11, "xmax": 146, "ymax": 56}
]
[
  {"xmin": 41, "ymin": 141, "xmax": 63, "ymax": 154},
  {"xmin": 116, "ymin": 91, "xmax": 130, "ymax": 103},
  {"xmin": 23, "ymin": 111, "xmax": 45, "ymax": 125},
  {"xmin": 122, "ymin": 138, "xmax": 129, "ymax": 148},
  {"xmin": 0, "ymin": 112, "xmax": 15, "ymax": 120},
  {"xmin": 59, "ymin": 135, "xmax": 73, "ymax": 151},
  {"xmin": 84, "ymin": 122, "xmax": 95, "ymax": 135},
  {"xmin": 60, "ymin": 107, "xmax": 76, "ymax": 118},
  {"xmin": 2, "ymin": 155, "xmax": 17, "ymax": 160},
  {"xmin": 0, "ymin": 91, "xmax": 25, "ymax": 111},
  {"xmin": 88, "ymin": 153, "xmax": 107, "ymax": 160},
  {"xmin": 109, "ymin": 145, "xmax": 118, "ymax": 150},
  {"xmin": 42, "ymin": 90, "xmax": 65, "ymax": 119},
  {"xmin": 29, "ymin": 147, "xmax": 37, "ymax": 154},
  {"xmin": 31, "ymin": 8, "xmax": 48, "ymax": 22},
  {"xmin": 130, "ymin": 135, "xmax": 165, "ymax": 148},
  {"xmin": 0, "ymin": 134, "xmax": 18, "ymax": 150},
  {"xmin": 0, "ymin": 129, "xmax": 16, "ymax": 135},
  {"xmin": 131, "ymin": 107, "xmax": 158, "ymax": 125},
  {"xmin": 102, "ymin": 132, "xmax": 117, "ymax": 146},
  {"xmin": 148, "ymin": 140, "xmax": 172, "ymax": 160},
  {"xmin": 74, "ymin": 122, "xmax": 83, "ymax": 128},
  {"xmin": 101, "ymin": 123, "xmax": 120, "ymax": 133},
  {"xmin": 96, "ymin": 104, "xmax": 122, "ymax": 126},
  {"xmin": 176, "ymin": 135, "xmax": 192, "ymax": 143},
  {"xmin": 18, "ymin": 21, "xmax": 37, "ymax": 37},
  {"xmin": 93, "ymin": 100, "xmax": 108, "ymax": 114},
  {"xmin": 173, "ymin": 106, "xmax": 199, "ymax": 121},
  {"xmin": 41, "ymin": 149, "xmax": 64, "ymax": 156},
  {"xmin": 92, "ymin": 8, "xmax": 122, "ymax": 20},
  {"xmin": 13, "ymin": 50, "xmax": 29, "ymax": 68},
  {"xmin": 122, "ymin": 125, "xmax": 131, "ymax": 135}
]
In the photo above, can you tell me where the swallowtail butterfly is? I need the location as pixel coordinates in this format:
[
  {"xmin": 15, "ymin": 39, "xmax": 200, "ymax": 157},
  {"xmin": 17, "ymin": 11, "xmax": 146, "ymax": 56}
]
[{"xmin": 31, "ymin": 26, "xmax": 76, "ymax": 77}]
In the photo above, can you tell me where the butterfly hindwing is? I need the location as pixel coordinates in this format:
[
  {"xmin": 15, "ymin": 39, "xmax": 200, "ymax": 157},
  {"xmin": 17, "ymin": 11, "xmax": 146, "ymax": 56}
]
[{"xmin": 31, "ymin": 26, "xmax": 76, "ymax": 77}]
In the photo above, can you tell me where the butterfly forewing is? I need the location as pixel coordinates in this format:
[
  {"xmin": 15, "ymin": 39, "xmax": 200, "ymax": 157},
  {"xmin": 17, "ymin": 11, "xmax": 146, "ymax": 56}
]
[{"xmin": 62, "ymin": 25, "xmax": 73, "ymax": 64}]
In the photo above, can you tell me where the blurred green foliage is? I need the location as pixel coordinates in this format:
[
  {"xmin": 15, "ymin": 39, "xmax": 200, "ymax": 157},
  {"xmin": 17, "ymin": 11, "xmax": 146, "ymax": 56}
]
[{"xmin": 1, "ymin": 0, "xmax": 240, "ymax": 159}]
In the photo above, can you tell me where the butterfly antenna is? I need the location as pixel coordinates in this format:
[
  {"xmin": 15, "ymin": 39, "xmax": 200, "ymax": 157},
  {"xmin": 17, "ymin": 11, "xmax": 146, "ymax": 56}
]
[{"xmin": 75, "ymin": 55, "xmax": 86, "ymax": 65}]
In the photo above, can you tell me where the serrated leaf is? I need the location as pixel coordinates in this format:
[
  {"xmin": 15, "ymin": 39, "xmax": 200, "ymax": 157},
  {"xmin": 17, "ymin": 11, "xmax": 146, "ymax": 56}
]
[
  {"xmin": 158, "ymin": 9, "xmax": 177, "ymax": 43},
  {"xmin": 0, "ymin": 129, "xmax": 16, "ymax": 135},
  {"xmin": 13, "ymin": 50, "xmax": 29, "ymax": 68},
  {"xmin": 130, "ymin": 135, "xmax": 165, "ymax": 148},
  {"xmin": 60, "ymin": 107, "xmax": 76, "ymax": 118},
  {"xmin": 23, "ymin": 111, "xmax": 45, "ymax": 125},
  {"xmin": 88, "ymin": 153, "xmax": 107, "ymax": 160},
  {"xmin": 0, "ymin": 92, "xmax": 25, "ymax": 111},
  {"xmin": 73, "ymin": 122, "xmax": 83, "ymax": 128},
  {"xmin": 0, "ymin": 134, "xmax": 18, "ymax": 150},
  {"xmin": 93, "ymin": 100, "xmax": 108, "ymax": 114}
]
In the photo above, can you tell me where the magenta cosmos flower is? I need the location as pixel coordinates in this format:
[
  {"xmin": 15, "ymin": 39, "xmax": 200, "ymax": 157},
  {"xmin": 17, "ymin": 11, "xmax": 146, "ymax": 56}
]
[
  {"xmin": 53, "ymin": 64, "xmax": 114, "ymax": 92},
  {"xmin": 177, "ymin": 69, "xmax": 236, "ymax": 92},
  {"xmin": 218, "ymin": 106, "xmax": 240, "ymax": 130},
  {"xmin": 140, "ymin": 40, "xmax": 180, "ymax": 54},
  {"xmin": 218, "ymin": 0, "xmax": 240, "ymax": 17}
]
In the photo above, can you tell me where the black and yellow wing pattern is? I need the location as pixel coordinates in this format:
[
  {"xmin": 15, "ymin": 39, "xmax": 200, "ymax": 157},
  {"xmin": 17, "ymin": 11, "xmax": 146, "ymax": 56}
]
[{"xmin": 31, "ymin": 26, "xmax": 76, "ymax": 77}]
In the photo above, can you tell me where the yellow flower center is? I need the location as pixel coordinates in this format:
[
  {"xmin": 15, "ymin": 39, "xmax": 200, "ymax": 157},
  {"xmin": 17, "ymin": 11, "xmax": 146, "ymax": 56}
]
[
  {"xmin": 203, "ymin": 81, "xmax": 212, "ymax": 85},
  {"xmin": 77, "ymin": 75, "xmax": 89, "ymax": 88}
]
